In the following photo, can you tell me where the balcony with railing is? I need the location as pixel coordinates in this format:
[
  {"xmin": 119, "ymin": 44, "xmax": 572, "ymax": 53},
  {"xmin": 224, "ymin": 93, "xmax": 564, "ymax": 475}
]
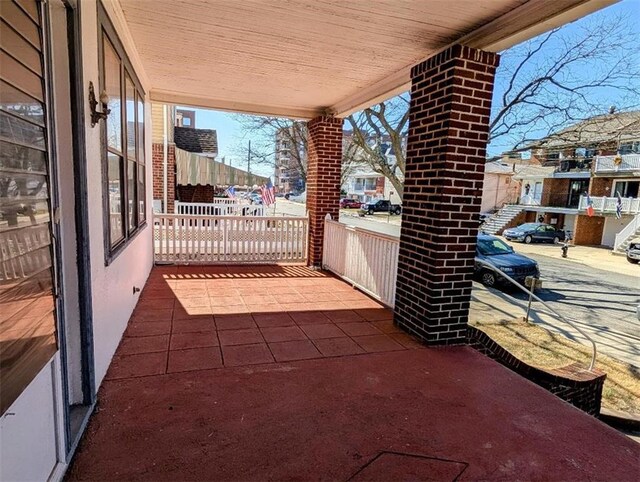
[
  {"xmin": 594, "ymin": 154, "xmax": 640, "ymax": 173},
  {"xmin": 579, "ymin": 195, "xmax": 640, "ymax": 214}
]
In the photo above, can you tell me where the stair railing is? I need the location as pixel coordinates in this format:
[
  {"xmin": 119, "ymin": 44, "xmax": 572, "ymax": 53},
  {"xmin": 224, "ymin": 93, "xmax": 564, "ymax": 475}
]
[
  {"xmin": 475, "ymin": 258, "xmax": 597, "ymax": 371},
  {"xmin": 613, "ymin": 214, "xmax": 640, "ymax": 251}
]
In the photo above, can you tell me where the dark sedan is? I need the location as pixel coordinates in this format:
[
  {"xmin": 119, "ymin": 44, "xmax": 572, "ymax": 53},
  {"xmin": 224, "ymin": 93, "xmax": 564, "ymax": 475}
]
[
  {"xmin": 503, "ymin": 223, "xmax": 566, "ymax": 244},
  {"xmin": 475, "ymin": 234, "xmax": 539, "ymax": 287}
]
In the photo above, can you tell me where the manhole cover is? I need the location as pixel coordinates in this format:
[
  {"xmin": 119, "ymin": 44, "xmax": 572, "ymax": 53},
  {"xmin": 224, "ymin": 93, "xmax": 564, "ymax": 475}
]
[{"xmin": 349, "ymin": 451, "xmax": 468, "ymax": 482}]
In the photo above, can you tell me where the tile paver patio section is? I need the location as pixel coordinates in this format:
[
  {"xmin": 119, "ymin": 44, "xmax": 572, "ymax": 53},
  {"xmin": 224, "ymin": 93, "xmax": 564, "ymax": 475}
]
[{"xmin": 67, "ymin": 266, "xmax": 639, "ymax": 481}]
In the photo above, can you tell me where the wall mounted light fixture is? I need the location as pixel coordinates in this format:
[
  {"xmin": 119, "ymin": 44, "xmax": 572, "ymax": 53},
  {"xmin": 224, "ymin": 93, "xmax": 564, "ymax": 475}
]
[{"xmin": 89, "ymin": 81, "xmax": 110, "ymax": 127}]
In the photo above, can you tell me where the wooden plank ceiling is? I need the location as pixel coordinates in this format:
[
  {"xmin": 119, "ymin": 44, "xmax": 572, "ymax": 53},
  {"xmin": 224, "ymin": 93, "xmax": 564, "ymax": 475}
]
[{"xmin": 116, "ymin": 0, "xmax": 614, "ymax": 118}]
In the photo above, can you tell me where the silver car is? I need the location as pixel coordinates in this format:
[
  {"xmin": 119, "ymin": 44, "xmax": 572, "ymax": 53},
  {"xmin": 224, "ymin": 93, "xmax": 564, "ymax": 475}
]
[{"xmin": 627, "ymin": 237, "xmax": 640, "ymax": 264}]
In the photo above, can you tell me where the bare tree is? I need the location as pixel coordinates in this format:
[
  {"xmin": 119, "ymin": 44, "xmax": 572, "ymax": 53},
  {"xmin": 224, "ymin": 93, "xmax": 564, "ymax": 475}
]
[
  {"xmin": 490, "ymin": 12, "xmax": 640, "ymax": 150},
  {"xmin": 345, "ymin": 10, "xmax": 639, "ymax": 194},
  {"xmin": 345, "ymin": 95, "xmax": 409, "ymax": 199},
  {"xmin": 234, "ymin": 116, "xmax": 308, "ymax": 185}
]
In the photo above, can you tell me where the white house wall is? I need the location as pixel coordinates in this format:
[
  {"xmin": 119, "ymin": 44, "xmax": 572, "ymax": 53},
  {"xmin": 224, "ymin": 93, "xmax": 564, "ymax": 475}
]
[
  {"xmin": 602, "ymin": 216, "xmax": 634, "ymax": 247},
  {"xmin": 81, "ymin": 0, "xmax": 154, "ymax": 386}
]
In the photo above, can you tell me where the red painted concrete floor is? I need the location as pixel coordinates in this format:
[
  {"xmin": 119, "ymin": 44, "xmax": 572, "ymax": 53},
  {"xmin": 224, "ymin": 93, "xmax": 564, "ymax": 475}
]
[{"xmin": 67, "ymin": 266, "xmax": 639, "ymax": 481}]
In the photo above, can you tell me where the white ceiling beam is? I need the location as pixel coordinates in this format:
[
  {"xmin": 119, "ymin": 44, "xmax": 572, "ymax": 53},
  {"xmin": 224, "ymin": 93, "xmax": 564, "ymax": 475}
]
[
  {"xmin": 150, "ymin": 89, "xmax": 324, "ymax": 120},
  {"xmin": 330, "ymin": 0, "xmax": 618, "ymax": 118}
]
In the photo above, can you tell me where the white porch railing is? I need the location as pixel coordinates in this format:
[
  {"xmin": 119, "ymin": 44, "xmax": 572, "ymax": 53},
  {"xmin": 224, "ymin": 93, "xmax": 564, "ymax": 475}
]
[
  {"xmin": 0, "ymin": 223, "xmax": 52, "ymax": 281},
  {"xmin": 614, "ymin": 214, "xmax": 640, "ymax": 251},
  {"xmin": 154, "ymin": 214, "xmax": 308, "ymax": 264},
  {"xmin": 594, "ymin": 154, "xmax": 640, "ymax": 173},
  {"xmin": 322, "ymin": 218, "xmax": 399, "ymax": 307},
  {"xmin": 578, "ymin": 195, "xmax": 640, "ymax": 214},
  {"xmin": 175, "ymin": 201, "xmax": 266, "ymax": 217}
]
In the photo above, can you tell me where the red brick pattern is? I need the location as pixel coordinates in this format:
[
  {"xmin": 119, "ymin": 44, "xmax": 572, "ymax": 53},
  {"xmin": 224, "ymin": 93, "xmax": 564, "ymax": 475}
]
[
  {"xmin": 306, "ymin": 116, "xmax": 343, "ymax": 267},
  {"xmin": 152, "ymin": 143, "xmax": 176, "ymax": 213},
  {"xmin": 573, "ymin": 215, "xmax": 605, "ymax": 245},
  {"xmin": 394, "ymin": 44, "xmax": 499, "ymax": 345}
]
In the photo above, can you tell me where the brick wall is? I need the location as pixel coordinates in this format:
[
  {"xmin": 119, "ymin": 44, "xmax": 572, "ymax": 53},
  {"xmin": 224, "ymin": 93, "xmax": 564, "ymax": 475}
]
[
  {"xmin": 573, "ymin": 215, "xmax": 605, "ymax": 245},
  {"xmin": 541, "ymin": 178, "xmax": 570, "ymax": 207},
  {"xmin": 306, "ymin": 116, "xmax": 343, "ymax": 267},
  {"xmin": 394, "ymin": 45, "xmax": 499, "ymax": 345},
  {"xmin": 468, "ymin": 326, "xmax": 606, "ymax": 416},
  {"xmin": 590, "ymin": 177, "xmax": 611, "ymax": 197},
  {"xmin": 152, "ymin": 143, "xmax": 176, "ymax": 213}
]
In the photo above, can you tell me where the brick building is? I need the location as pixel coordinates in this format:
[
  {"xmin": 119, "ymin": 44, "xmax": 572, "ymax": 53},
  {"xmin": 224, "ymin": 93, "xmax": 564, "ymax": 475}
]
[{"xmin": 499, "ymin": 111, "xmax": 640, "ymax": 249}]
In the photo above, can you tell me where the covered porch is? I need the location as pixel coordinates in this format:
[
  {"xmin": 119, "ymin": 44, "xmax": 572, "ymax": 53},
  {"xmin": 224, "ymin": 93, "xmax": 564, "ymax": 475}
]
[
  {"xmin": 66, "ymin": 265, "xmax": 638, "ymax": 481},
  {"xmin": 3, "ymin": 0, "xmax": 638, "ymax": 480}
]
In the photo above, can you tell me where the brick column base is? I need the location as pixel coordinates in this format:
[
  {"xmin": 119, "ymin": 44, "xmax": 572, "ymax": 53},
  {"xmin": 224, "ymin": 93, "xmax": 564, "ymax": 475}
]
[
  {"xmin": 306, "ymin": 116, "xmax": 343, "ymax": 267},
  {"xmin": 394, "ymin": 45, "xmax": 499, "ymax": 345}
]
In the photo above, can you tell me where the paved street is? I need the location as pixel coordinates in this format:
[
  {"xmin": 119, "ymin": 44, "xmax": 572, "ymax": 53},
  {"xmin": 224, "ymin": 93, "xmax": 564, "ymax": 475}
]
[{"xmin": 471, "ymin": 255, "xmax": 640, "ymax": 367}]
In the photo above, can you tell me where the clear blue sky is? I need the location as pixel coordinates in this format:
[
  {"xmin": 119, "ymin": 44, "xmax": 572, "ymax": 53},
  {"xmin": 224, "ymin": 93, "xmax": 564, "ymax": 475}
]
[{"xmin": 181, "ymin": 0, "xmax": 639, "ymax": 176}]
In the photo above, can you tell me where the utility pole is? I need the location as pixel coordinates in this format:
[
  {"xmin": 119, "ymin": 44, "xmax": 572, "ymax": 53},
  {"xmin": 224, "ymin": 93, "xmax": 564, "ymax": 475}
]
[{"xmin": 247, "ymin": 140, "xmax": 252, "ymax": 186}]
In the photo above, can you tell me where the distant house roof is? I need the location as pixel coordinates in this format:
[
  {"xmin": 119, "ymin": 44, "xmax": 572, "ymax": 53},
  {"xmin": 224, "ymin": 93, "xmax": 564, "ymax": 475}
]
[
  {"xmin": 528, "ymin": 110, "xmax": 640, "ymax": 150},
  {"xmin": 513, "ymin": 165, "xmax": 555, "ymax": 180},
  {"xmin": 174, "ymin": 126, "xmax": 218, "ymax": 156},
  {"xmin": 485, "ymin": 160, "xmax": 513, "ymax": 174}
]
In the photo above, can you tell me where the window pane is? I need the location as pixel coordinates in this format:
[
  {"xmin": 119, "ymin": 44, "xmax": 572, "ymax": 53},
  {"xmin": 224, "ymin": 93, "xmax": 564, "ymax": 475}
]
[
  {"xmin": 125, "ymin": 74, "xmax": 135, "ymax": 160},
  {"xmin": 127, "ymin": 160, "xmax": 136, "ymax": 232},
  {"xmin": 0, "ymin": 0, "xmax": 57, "ymax": 416},
  {"xmin": 138, "ymin": 164, "xmax": 146, "ymax": 222},
  {"xmin": 0, "ymin": 80, "xmax": 45, "ymax": 127},
  {"xmin": 137, "ymin": 95, "xmax": 144, "ymax": 163},
  {"xmin": 0, "ymin": 110, "xmax": 45, "ymax": 150},
  {"xmin": 108, "ymin": 152, "xmax": 124, "ymax": 245},
  {"xmin": 103, "ymin": 37, "xmax": 121, "ymax": 152}
]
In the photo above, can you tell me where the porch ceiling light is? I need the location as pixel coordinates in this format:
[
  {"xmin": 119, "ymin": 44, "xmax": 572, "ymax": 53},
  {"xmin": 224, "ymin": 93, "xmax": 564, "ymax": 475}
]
[{"xmin": 89, "ymin": 81, "xmax": 110, "ymax": 127}]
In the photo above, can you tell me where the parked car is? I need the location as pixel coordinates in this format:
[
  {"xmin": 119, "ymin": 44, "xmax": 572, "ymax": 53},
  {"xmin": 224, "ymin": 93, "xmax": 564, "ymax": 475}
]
[
  {"xmin": 285, "ymin": 191, "xmax": 306, "ymax": 203},
  {"xmin": 626, "ymin": 237, "xmax": 640, "ymax": 264},
  {"xmin": 503, "ymin": 223, "xmax": 566, "ymax": 244},
  {"xmin": 359, "ymin": 199, "xmax": 401, "ymax": 216},
  {"xmin": 475, "ymin": 233, "xmax": 539, "ymax": 287},
  {"xmin": 340, "ymin": 198, "xmax": 362, "ymax": 209}
]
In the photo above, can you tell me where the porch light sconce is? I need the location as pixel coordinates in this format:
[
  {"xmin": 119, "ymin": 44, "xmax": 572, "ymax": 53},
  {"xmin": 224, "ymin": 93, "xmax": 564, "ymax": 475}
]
[{"xmin": 89, "ymin": 81, "xmax": 110, "ymax": 127}]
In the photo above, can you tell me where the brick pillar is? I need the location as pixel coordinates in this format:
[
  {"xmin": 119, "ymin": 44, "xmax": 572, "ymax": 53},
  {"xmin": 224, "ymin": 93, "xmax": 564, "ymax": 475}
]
[
  {"xmin": 306, "ymin": 116, "xmax": 343, "ymax": 267},
  {"xmin": 152, "ymin": 143, "xmax": 176, "ymax": 213},
  {"xmin": 394, "ymin": 45, "xmax": 499, "ymax": 345}
]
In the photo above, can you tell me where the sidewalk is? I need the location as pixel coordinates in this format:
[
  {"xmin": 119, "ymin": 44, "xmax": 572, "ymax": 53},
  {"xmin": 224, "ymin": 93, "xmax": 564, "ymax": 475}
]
[{"xmin": 500, "ymin": 237, "xmax": 639, "ymax": 278}]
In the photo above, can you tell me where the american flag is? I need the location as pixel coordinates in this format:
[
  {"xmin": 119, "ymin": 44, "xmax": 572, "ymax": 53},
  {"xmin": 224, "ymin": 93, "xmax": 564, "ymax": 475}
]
[
  {"xmin": 615, "ymin": 192, "xmax": 622, "ymax": 219},
  {"xmin": 260, "ymin": 180, "xmax": 275, "ymax": 206},
  {"xmin": 585, "ymin": 194, "xmax": 594, "ymax": 217},
  {"xmin": 225, "ymin": 186, "xmax": 236, "ymax": 199}
]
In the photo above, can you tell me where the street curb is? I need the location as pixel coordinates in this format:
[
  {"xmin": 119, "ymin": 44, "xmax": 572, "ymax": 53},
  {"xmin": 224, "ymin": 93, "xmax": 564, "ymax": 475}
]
[{"xmin": 600, "ymin": 408, "xmax": 640, "ymax": 433}]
